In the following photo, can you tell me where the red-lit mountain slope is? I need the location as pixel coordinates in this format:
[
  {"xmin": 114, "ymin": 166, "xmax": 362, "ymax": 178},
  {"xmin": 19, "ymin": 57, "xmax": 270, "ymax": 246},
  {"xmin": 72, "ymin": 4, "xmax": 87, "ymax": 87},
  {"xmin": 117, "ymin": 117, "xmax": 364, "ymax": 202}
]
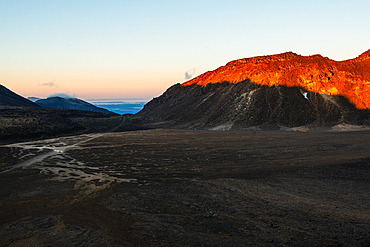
[
  {"xmin": 183, "ymin": 50, "xmax": 370, "ymax": 109},
  {"xmin": 138, "ymin": 50, "xmax": 370, "ymax": 130}
]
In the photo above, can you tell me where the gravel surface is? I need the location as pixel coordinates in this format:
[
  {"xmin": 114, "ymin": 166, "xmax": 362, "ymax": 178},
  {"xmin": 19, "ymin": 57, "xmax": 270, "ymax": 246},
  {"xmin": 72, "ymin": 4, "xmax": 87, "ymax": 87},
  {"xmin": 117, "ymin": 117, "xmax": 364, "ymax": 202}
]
[{"xmin": 1, "ymin": 129, "xmax": 370, "ymax": 246}]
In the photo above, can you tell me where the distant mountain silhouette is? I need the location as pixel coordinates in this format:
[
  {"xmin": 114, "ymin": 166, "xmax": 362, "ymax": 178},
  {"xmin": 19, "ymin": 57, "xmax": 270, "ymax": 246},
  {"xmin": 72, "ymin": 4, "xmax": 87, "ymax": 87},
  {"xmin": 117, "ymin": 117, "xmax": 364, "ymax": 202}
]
[
  {"xmin": 35, "ymin": 97, "xmax": 113, "ymax": 114},
  {"xmin": 138, "ymin": 50, "xmax": 370, "ymax": 129},
  {"xmin": 0, "ymin": 85, "xmax": 39, "ymax": 108}
]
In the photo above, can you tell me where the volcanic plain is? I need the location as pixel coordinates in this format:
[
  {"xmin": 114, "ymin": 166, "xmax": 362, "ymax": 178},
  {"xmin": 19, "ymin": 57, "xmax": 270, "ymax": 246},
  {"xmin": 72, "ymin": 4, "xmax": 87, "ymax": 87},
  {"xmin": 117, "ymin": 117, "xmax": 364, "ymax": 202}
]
[{"xmin": 1, "ymin": 123, "xmax": 370, "ymax": 246}]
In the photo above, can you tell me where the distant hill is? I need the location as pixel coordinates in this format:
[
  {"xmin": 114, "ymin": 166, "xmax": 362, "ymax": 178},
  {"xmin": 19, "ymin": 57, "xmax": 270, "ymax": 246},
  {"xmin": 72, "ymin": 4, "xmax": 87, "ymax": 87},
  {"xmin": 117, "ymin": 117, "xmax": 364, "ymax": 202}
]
[
  {"xmin": 35, "ymin": 97, "xmax": 114, "ymax": 114},
  {"xmin": 27, "ymin": 97, "xmax": 41, "ymax": 102},
  {"xmin": 0, "ymin": 85, "xmax": 39, "ymax": 108}
]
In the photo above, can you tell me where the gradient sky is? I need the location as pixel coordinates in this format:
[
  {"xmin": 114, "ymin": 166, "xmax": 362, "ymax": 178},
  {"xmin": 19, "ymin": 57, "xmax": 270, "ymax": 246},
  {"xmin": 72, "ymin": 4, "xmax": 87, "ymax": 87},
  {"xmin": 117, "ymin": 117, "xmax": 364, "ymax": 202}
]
[{"xmin": 1, "ymin": 0, "xmax": 369, "ymax": 100}]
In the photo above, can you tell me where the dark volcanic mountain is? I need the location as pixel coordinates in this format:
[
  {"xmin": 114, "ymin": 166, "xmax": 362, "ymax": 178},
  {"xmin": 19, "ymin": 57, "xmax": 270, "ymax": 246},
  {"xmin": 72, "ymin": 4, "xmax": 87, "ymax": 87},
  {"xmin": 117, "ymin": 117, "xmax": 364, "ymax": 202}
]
[
  {"xmin": 35, "ymin": 97, "xmax": 113, "ymax": 114},
  {"xmin": 137, "ymin": 50, "xmax": 370, "ymax": 130},
  {"xmin": 0, "ymin": 85, "xmax": 39, "ymax": 108}
]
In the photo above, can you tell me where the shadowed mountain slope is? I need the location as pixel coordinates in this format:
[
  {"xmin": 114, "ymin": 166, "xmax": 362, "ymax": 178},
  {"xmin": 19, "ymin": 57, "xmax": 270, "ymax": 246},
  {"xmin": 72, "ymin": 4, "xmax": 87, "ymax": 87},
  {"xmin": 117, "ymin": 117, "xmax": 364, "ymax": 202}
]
[
  {"xmin": 137, "ymin": 81, "xmax": 370, "ymax": 130},
  {"xmin": 36, "ymin": 97, "xmax": 113, "ymax": 114},
  {"xmin": 0, "ymin": 85, "xmax": 39, "ymax": 108}
]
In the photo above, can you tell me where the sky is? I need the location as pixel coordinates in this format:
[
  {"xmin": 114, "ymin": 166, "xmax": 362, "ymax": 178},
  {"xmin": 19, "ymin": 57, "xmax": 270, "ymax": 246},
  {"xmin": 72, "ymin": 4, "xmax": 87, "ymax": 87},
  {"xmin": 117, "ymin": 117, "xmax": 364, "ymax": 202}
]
[{"xmin": 1, "ymin": 0, "xmax": 369, "ymax": 101}]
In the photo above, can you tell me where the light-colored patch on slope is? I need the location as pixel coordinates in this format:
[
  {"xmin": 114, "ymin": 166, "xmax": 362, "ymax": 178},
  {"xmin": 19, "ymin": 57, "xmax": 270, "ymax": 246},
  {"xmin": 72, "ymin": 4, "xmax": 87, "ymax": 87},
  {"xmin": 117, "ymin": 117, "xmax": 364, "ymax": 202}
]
[
  {"xmin": 321, "ymin": 94, "xmax": 340, "ymax": 107},
  {"xmin": 209, "ymin": 123, "xmax": 234, "ymax": 131},
  {"xmin": 330, "ymin": 123, "xmax": 370, "ymax": 132}
]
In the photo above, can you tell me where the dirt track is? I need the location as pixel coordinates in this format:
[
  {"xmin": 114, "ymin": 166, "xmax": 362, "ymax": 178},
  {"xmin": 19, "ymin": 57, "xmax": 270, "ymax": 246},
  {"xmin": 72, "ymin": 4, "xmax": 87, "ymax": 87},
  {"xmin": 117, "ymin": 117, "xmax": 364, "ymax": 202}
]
[{"xmin": 1, "ymin": 129, "xmax": 370, "ymax": 246}]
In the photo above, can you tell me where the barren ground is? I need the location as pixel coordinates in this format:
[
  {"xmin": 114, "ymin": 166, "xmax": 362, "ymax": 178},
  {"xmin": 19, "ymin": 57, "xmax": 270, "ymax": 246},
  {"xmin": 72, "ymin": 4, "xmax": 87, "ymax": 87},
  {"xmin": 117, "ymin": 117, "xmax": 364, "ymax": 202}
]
[{"xmin": 1, "ymin": 129, "xmax": 370, "ymax": 246}]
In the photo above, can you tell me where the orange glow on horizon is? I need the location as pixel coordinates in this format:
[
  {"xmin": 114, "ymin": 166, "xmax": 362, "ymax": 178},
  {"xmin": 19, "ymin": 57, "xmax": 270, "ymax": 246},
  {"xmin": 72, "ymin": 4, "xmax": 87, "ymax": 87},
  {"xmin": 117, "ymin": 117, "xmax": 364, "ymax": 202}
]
[{"xmin": 1, "ymin": 71, "xmax": 176, "ymax": 100}]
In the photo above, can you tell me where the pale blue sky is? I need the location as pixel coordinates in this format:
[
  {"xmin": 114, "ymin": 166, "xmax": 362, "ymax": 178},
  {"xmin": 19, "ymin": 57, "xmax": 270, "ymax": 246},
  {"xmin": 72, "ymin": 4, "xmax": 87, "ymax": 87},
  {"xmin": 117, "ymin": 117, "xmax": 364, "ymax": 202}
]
[{"xmin": 1, "ymin": 0, "xmax": 369, "ymax": 99}]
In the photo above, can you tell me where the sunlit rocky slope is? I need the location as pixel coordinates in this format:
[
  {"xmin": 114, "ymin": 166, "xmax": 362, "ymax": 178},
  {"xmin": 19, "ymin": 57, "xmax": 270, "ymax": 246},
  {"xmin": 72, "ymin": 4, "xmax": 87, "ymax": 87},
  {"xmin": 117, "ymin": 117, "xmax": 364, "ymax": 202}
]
[
  {"xmin": 138, "ymin": 50, "xmax": 370, "ymax": 129},
  {"xmin": 183, "ymin": 49, "xmax": 370, "ymax": 109}
]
